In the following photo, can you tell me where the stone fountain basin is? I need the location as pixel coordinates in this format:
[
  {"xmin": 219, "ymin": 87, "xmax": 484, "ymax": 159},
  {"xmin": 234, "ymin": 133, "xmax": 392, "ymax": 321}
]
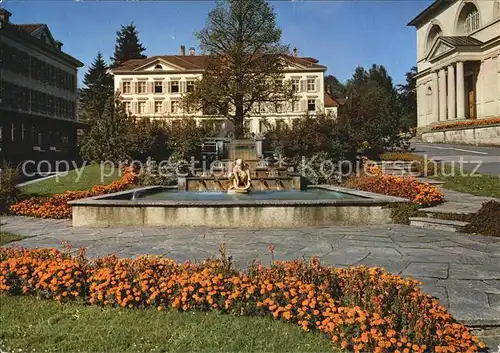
[{"xmin": 68, "ymin": 186, "xmax": 409, "ymax": 228}]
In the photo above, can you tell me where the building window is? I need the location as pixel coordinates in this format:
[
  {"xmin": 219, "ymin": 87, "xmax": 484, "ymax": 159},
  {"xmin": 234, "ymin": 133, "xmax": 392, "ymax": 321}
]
[
  {"xmin": 124, "ymin": 102, "xmax": 131, "ymax": 114},
  {"xmin": 464, "ymin": 9, "xmax": 480, "ymax": 34},
  {"xmin": 171, "ymin": 81, "xmax": 180, "ymax": 93},
  {"xmin": 123, "ymin": 82, "xmax": 131, "ymax": 94},
  {"xmin": 154, "ymin": 64, "xmax": 163, "ymax": 70},
  {"xmin": 155, "ymin": 82, "xmax": 163, "ymax": 93},
  {"xmin": 155, "ymin": 101, "xmax": 163, "ymax": 113},
  {"xmin": 138, "ymin": 101, "xmax": 146, "ymax": 114},
  {"xmin": 307, "ymin": 99, "xmax": 316, "ymax": 112},
  {"xmin": 187, "ymin": 81, "xmax": 195, "ymax": 93},
  {"xmin": 291, "ymin": 79, "xmax": 300, "ymax": 92},
  {"xmin": 307, "ymin": 79, "xmax": 316, "ymax": 92},
  {"xmin": 171, "ymin": 101, "xmax": 180, "ymax": 114},
  {"xmin": 138, "ymin": 82, "xmax": 147, "ymax": 94}
]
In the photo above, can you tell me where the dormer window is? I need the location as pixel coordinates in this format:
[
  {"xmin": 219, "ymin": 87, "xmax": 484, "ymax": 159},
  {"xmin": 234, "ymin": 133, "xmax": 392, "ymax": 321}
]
[{"xmin": 154, "ymin": 64, "xmax": 163, "ymax": 70}]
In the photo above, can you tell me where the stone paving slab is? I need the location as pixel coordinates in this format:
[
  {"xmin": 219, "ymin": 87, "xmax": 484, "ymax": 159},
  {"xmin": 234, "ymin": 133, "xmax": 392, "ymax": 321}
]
[{"xmin": 1, "ymin": 216, "xmax": 499, "ymax": 332}]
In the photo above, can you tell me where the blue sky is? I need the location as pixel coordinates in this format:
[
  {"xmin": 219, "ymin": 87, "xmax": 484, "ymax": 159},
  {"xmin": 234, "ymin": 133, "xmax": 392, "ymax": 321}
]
[{"xmin": 5, "ymin": 0, "xmax": 432, "ymax": 86}]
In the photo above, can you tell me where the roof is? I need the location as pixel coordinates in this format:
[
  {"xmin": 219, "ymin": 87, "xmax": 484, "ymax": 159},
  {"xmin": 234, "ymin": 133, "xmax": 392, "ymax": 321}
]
[
  {"xmin": 324, "ymin": 93, "xmax": 338, "ymax": 108},
  {"xmin": 14, "ymin": 23, "xmax": 45, "ymax": 34},
  {"xmin": 408, "ymin": 0, "xmax": 455, "ymax": 27},
  {"xmin": 112, "ymin": 54, "xmax": 327, "ymax": 72},
  {"xmin": 1, "ymin": 21, "xmax": 84, "ymax": 67},
  {"xmin": 439, "ymin": 36, "xmax": 483, "ymax": 47}
]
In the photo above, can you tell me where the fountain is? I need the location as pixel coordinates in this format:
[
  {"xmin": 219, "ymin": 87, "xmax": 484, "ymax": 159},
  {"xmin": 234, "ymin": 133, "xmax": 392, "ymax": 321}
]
[
  {"xmin": 69, "ymin": 139, "xmax": 410, "ymax": 228},
  {"xmin": 227, "ymin": 159, "xmax": 251, "ymax": 193}
]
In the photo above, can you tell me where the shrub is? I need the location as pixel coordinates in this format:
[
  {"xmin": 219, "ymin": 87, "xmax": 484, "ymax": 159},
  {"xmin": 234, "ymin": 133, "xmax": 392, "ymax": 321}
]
[
  {"xmin": 9, "ymin": 168, "xmax": 137, "ymax": 219},
  {"xmin": 388, "ymin": 203, "xmax": 420, "ymax": 225},
  {"xmin": 0, "ymin": 164, "xmax": 22, "ymax": 215},
  {"xmin": 0, "ymin": 247, "xmax": 486, "ymax": 353},
  {"xmin": 380, "ymin": 152, "xmax": 439, "ymax": 176},
  {"xmin": 463, "ymin": 200, "xmax": 500, "ymax": 237},
  {"xmin": 432, "ymin": 117, "xmax": 500, "ymax": 131}
]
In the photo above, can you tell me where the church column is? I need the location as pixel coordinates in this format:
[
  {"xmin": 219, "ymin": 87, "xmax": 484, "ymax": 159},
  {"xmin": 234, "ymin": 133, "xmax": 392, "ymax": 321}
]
[
  {"xmin": 447, "ymin": 64, "xmax": 456, "ymax": 120},
  {"xmin": 438, "ymin": 68, "xmax": 447, "ymax": 121},
  {"xmin": 431, "ymin": 71, "xmax": 439, "ymax": 124},
  {"xmin": 456, "ymin": 61, "xmax": 465, "ymax": 120}
]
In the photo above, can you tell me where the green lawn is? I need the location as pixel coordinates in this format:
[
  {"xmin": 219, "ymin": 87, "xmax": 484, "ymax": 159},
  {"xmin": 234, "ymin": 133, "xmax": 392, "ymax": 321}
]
[
  {"xmin": 0, "ymin": 232, "xmax": 24, "ymax": 246},
  {"xmin": 21, "ymin": 164, "xmax": 122, "ymax": 197},
  {"xmin": 432, "ymin": 164, "xmax": 500, "ymax": 198},
  {"xmin": 0, "ymin": 296, "xmax": 339, "ymax": 353}
]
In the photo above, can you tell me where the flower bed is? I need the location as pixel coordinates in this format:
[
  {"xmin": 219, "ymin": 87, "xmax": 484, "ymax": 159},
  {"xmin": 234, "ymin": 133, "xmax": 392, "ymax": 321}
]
[
  {"xmin": 0, "ymin": 247, "xmax": 485, "ymax": 353},
  {"xmin": 9, "ymin": 169, "xmax": 137, "ymax": 219},
  {"xmin": 431, "ymin": 118, "xmax": 500, "ymax": 131},
  {"xmin": 347, "ymin": 165, "xmax": 443, "ymax": 207}
]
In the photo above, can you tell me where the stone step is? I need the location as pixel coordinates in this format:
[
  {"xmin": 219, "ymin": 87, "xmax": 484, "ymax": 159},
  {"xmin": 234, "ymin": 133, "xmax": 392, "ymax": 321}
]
[{"xmin": 409, "ymin": 217, "xmax": 469, "ymax": 233}]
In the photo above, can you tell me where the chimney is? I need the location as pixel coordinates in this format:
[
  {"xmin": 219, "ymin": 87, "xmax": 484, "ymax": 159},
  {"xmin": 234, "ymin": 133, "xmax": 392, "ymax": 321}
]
[
  {"xmin": 180, "ymin": 45, "xmax": 186, "ymax": 56},
  {"xmin": 189, "ymin": 47, "xmax": 195, "ymax": 56},
  {"xmin": 0, "ymin": 8, "xmax": 12, "ymax": 23},
  {"xmin": 292, "ymin": 47, "xmax": 298, "ymax": 57},
  {"xmin": 56, "ymin": 40, "xmax": 64, "ymax": 51}
]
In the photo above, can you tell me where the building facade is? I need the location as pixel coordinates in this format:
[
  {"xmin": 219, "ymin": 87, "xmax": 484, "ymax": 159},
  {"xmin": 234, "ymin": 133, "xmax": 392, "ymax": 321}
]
[
  {"xmin": 111, "ymin": 47, "xmax": 339, "ymax": 135},
  {"xmin": 408, "ymin": 0, "xmax": 500, "ymax": 130},
  {"xmin": 0, "ymin": 8, "xmax": 84, "ymax": 168}
]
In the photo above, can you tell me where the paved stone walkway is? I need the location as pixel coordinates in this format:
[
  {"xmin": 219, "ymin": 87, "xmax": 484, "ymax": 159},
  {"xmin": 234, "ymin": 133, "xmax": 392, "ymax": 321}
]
[
  {"xmin": 420, "ymin": 187, "xmax": 500, "ymax": 216},
  {"xmin": 1, "ymin": 215, "xmax": 499, "ymax": 330}
]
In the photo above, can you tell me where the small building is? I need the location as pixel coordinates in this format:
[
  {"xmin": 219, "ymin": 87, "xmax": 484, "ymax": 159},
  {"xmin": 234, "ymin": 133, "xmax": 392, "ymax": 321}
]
[
  {"xmin": 408, "ymin": 0, "xmax": 500, "ymax": 131},
  {"xmin": 0, "ymin": 8, "xmax": 84, "ymax": 168},
  {"xmin": 111, "ymin": 46, "xmax": 338, "ymax": 135}
]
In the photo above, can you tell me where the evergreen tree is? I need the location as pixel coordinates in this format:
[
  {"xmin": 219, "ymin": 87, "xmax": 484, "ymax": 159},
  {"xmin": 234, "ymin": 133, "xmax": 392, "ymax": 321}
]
[
  {"xmin": 79, "ymin": 52, "xmax": 114, "ymax": 123},
  {"xmin": 324, "ymin": 75, "xmax": 346, "ymax": 98},
  {"xmin": 110, "ymin": 23, "xmax": 147, "ymax": 68},
  {"xmin": 396, "ymin": 66, "xmax": 418, "ymax": 130},
  {"xmin": 80, "ymin": 94, "xmax": 134, "ymax": 163},
  {"xmin": 184, "ymin": 0, "xmax": 293, "ymax": 138}
]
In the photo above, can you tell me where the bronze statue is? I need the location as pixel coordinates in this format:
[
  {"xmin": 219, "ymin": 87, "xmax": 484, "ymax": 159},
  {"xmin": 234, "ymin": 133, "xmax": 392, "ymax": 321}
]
[{"xmin": 228, "ymin": 159, "xmax": 251, "ymax": 193}]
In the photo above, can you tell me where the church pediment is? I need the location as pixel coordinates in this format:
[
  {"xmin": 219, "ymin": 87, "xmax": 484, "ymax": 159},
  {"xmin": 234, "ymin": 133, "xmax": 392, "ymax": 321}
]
[{"xmin": 426, "ymin": 38, "xmax": 454, "ymax": 61}]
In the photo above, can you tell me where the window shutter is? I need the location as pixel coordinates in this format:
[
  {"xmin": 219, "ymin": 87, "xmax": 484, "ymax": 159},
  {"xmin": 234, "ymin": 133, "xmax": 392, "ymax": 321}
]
[
  {"xmin": 133, "ymin": 101, "xmax": 138, "ymax": 114},
  {"xmin": 163, "ymin": 81, "xmax": 167, "ymax": 93},
  {"xmin": 316, "ymin": 78, "xmax": 320, "ymax": 92},
  {"xmin": 167, "ymin": 81, "xmax": 172, "ymax": 94},
  {"xmin": 300, "ymin": 80, "xmax": 306, "ymax": 93},
  {"xmin": 300, "ymin": 99, "xmax": 306, "ymax": 112},
  {"xmin": 150, "ymin": 82, "xmax": 155, "ymax": 94},
  {"xmin": 134, "ymin": 82, "xmax": 138, "ymax": 94},
  {"xmin": 315, "ymin": 98, "xmax": 320, "ymax": 112},
  {"xmin": 182, "ymin": 81, "xmax": 187, "ymax": 93},
  {"xmin": 119, "ymin": 81, "xmax": 124, "ymax": 93},
  {"xmin": 148, "ymin": 101, "xmax": 154, "ymax": 114}
]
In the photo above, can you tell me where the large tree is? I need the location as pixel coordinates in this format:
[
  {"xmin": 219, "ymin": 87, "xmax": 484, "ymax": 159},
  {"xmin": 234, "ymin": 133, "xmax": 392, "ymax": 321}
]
[
  {"xmin": 110, "ymin": 23, "xmax": 146, "ymax": 68},
  {"xmin": 341, "ymin": 64, "xmax": 401, "ymax": 156},
  {"xmin": 397, "ymin": 66, "xmax": 418, "ymax": 131},
  {"xmin": 184, "ymin": 0, "xmax": 293, "ymax": 138},
  {"xmin": 79, "ymin": 52, "xmax": 114, "ymax": 123},
  {"xmin": 80, "ymin": 94, "xmax": 134, "ymax": 162}
]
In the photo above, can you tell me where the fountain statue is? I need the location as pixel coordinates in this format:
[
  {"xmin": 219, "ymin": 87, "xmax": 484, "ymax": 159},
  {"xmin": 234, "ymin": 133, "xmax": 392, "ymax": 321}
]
[{"xmin": 228, "ymin": 159, "xmax": 251, "ymax": 193}]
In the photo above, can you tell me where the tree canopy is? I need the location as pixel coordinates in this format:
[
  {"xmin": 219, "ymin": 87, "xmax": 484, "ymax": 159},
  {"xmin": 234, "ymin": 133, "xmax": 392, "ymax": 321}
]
[
  {"xmin": 184, "ymin": 0, "xmax": 294, "ymax": 138},
  {"xmin": 110, "ymin": 23, "xmax": 147, "ymax": 68},
  {"xmin": 79, "ymin": 52, "xmax": 114, "ymax": 123}
]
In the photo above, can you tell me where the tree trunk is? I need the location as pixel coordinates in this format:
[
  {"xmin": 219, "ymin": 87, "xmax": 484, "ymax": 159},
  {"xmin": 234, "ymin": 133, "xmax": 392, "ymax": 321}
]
[{"xmin": 234, "ymin": 99, "xmax": 245, "ymax": 139}]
